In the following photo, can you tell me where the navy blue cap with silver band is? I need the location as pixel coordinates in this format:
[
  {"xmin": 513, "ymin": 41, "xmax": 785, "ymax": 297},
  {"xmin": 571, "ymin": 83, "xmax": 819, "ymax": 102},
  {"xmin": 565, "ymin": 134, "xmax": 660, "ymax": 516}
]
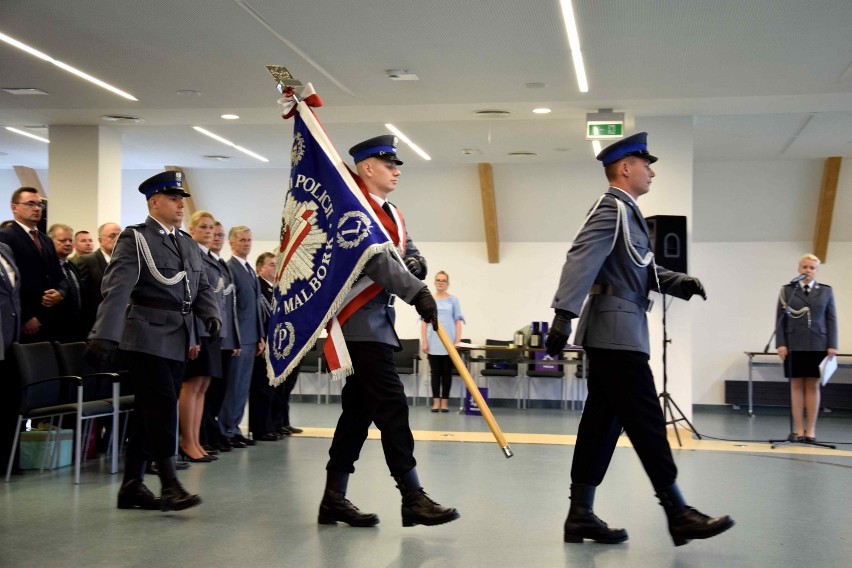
[
  {"xmin": 348, "ymin": 135, "xmax": 403, "ymax": 165},
  {"xmin": 596, "ymin": 132, "xmax": 658, "ymax": 167},
  {"xmin": 138, "ymin": 171, "xmax": 191, "ymax": 199}
]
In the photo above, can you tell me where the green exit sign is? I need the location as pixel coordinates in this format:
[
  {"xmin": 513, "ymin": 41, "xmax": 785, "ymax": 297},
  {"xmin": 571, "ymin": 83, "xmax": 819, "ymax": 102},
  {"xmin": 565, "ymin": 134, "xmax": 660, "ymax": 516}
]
[{"xmin": 586, "ymin": 121, "xmax": 624, "ymax": 139}]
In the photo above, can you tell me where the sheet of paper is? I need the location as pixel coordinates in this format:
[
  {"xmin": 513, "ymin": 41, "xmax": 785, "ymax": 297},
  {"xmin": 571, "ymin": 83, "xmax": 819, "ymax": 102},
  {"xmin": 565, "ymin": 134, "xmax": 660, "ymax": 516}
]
[{"xmin": 819, "ymin": 356, "xmax": 838, "ymax": 386}]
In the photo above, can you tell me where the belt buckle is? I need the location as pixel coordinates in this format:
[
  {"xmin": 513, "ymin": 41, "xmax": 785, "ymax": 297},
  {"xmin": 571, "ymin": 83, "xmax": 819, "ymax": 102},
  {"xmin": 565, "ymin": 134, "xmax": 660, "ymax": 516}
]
[
  {"xmin": 646, "ymin": 298, "xmax": 654, "ymax": 313},
  {"xmin": 386, "ymin": 294, "xmax": 396, "ymax": 307},
  {"xmin": 180, "ymin": 301, "xmax": 192, "ymax": 315}
]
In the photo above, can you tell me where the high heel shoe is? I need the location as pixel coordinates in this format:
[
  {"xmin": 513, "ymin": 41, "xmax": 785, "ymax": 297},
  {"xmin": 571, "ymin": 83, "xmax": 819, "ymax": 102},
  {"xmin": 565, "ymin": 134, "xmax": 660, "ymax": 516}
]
[{"xmin": 179, "ymin": 449, "xmax": 213, "ymax": 463}]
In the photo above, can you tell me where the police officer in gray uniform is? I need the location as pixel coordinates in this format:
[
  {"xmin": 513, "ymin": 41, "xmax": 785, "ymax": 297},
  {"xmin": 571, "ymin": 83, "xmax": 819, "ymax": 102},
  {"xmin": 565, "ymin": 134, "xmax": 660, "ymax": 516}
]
[
  {"xmin": 86, "ymin": 171, "xmax": 221, "ymax": 512},
  {"xmin": 319, "ymin": 135, "xmax": 458, "ymax": 529},
  {"xmin": 546, "ymin": 133, "xmax": 733, "ymax": 547}
]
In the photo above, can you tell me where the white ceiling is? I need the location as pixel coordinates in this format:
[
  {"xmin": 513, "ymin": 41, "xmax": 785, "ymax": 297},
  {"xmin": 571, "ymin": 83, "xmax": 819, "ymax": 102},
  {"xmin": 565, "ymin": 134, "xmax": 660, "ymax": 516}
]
[{"xmin": 1, "ymin": 0, "xmax": 851, "ymax": 170}]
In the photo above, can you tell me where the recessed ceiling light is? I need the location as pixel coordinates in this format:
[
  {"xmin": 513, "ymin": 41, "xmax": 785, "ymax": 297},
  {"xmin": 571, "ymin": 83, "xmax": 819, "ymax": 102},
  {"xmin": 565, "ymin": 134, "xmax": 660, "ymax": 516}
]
[
  {"xmin": 386, "ymin": 69, "xmax": 419, "ymax": 81},
  {"xmin": 474, "ymin": 109, "xmax": 511, "ymax": 118},
  {"xmin": 385, "ymin": 124, "xmax": 431, "ymax": 161},
  {"xmin": 177, "ymin": 90, "xmax": 201, "ymax": 96},
  {"xmin": 461, "ymin": 149, "xmax": 480, "ymax": 155},
  {"xmin": 0, "ymin": 32, "xmax": 137, "ymax": 101},
  {"xmin": 508, "ymin": 151, "xmax": 537, "ymax": 157},
  {"xmin": 203, "ymin": 155, "xmax": 232, "ymax": 161},
  {"xmin": 554, "ymin": 148, "xmax": 570, "ymax": 152},
  {"xmin": 5, "ymin": 126, "xmax": 49, "ymax": 143},
  {"xmin": 2, "ymin": 88, "xmax": 48, "ymax": 95},
  {"xmin": 524, "ymin": 82, "xmax": 547, "ymax": 89},
  {"xmin": 101, "ymin": 114, "xmax": 144, "ymax": 123},
  {"xmin": 220, "ymin": 114, "xmax": 240, "ymax": 120},
  {"xmin": 532, "ymin": 108, "xmax": 552, "ymax": 114},
  {"xmin": 193, "ymin": 126, "xmax": 268, "ymax": 162}
]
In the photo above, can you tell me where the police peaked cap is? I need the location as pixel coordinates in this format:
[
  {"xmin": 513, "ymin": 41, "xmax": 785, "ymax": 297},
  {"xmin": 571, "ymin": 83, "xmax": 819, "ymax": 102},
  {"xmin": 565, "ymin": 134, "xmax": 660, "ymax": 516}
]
[
  {"xmin": 348, "ymin": 135, "xmax": 403, "ymax": 165},
  {"xmin": 596, "ymin": 132, "xmax": 658, "ymax": 167},
  {"xmin": 138, "ymin": 171, "xmax": 191, "ymax": 199}
]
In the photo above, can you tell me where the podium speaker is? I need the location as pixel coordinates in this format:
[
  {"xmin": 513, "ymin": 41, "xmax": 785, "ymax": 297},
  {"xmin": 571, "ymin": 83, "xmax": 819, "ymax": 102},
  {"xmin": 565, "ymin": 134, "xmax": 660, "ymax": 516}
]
[{"xmin": 645, "ymin": 215, "xmax": 687, "ymax": 273}]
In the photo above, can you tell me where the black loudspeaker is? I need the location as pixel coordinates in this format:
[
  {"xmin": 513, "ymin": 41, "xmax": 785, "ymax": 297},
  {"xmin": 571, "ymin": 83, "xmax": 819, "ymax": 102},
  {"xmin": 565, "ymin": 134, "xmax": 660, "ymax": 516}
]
[{"xmin": 645, "ymin": 215, "xmax": 687, "ymax": 273}]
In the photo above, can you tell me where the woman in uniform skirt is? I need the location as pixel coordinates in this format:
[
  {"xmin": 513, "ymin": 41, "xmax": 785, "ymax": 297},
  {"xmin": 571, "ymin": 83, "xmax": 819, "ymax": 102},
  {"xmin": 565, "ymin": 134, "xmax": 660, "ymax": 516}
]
[
  {"xmin": 179, "ymin": 211, "xmax": 223, "ymax": 462},
  {"xmin": 775, "ymin": 253, "xmax": 838, "ymax": 442}
]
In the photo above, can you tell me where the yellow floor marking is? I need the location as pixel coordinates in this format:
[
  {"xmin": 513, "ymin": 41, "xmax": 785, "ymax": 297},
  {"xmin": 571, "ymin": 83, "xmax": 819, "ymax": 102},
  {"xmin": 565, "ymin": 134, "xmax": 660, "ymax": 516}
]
[{"xmin": 291, "ymin": 427, "xmax": 851, "ymax": 457}]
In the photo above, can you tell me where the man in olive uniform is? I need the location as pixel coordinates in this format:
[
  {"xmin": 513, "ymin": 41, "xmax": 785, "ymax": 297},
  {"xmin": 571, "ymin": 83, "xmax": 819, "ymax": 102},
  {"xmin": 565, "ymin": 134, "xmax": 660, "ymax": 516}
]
[{"xmin": 86, "ymin": 171, "xmax": 221, "ymax": 512}]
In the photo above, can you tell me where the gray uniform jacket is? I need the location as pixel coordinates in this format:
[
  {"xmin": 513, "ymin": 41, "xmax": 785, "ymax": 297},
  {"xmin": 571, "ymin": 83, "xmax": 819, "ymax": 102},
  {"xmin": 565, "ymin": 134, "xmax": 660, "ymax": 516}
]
[
  {"xmin": 89, "ymin": 216, "xmax": 220, "ymax": 362},
  {"xmin": 0, "ymin": 242, "xmax": 21, "ymax": 356},
  {"xmin": 194, "ymin": 247, "xmax": 238, "ymax": 345},
  {"xmin": 775, "ymin": 282, "xmax": 838, "ymax": 352},
  {"xmin": 552, "ymin": 187, "xmax": 691, "ymax": 355},
  {"xmin": 342, "ymin": 233, "xmax": 426, "ymax": 349}
]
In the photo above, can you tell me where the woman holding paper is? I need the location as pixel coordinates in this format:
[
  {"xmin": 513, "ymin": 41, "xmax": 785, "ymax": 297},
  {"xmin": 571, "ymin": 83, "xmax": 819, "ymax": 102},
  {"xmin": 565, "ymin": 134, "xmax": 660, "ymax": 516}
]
[{"xmin": 775, "ymin": 253, "xmax": 838, "ymax": 442}]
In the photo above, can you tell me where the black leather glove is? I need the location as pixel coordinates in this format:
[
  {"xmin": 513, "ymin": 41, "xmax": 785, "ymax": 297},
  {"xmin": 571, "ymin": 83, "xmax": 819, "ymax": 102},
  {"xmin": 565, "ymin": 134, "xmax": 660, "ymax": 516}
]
[
  {"xmin": 545, "ymin": 309, "xmax": 573, "ymax": 357},
  {"xmin": 85, "ymin": 339, "xmax": 117, "ymax": 367},
  {"xmin": 682, "ymin": 277, "xmax": 707, "ymax": 301},
  {"xmin": 411, "ymin": 287, "xmax": 438, "ymax": 330},
  {"xmin": 404, "ymin": 255, "xmax": 427, "ymax": 280},
  {"xmin": 205, "ymin": 317, "xmax": 222, "ymax": 341}
]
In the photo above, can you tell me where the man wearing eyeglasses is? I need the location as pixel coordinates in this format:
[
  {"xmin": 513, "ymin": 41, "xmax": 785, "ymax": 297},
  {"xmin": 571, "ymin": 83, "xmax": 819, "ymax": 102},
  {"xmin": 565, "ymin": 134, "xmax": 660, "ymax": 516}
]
[{"xmin": 0, "ymin": 187, "xmax": 68, "ymax": 343}]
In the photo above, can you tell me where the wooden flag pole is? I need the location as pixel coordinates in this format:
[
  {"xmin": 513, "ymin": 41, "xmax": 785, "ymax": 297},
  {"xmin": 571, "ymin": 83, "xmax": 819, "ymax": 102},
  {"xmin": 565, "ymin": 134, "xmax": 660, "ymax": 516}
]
[{"xmin": 435, "ymin": 323, "xmax": 513, "ymax": 458}]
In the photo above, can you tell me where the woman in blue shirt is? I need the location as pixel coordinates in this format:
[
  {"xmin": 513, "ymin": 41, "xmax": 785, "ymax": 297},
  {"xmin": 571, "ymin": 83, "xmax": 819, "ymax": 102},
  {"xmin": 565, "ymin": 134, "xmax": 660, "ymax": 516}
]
[{"xmin": 420, "ymin": 271, "xmax": 465, "ymax": 412}]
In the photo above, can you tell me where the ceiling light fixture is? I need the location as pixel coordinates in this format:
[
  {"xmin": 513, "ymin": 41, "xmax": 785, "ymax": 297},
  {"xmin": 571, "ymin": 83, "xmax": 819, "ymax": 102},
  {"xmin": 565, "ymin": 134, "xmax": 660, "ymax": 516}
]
[
  {"xmin": 177, "ymin": 89, "xmax": 201, "ymax": 96},
  {"xmin": 532, "ymin": 108, "xmax": 552, "ymax": 114},
  {"xmin": 193, "ymin": 126, "xmax": 269, "ymax": 162},
  {"xmin": 101, "ymin": 114, "xmax": 144, "ymax": 123},
  {"xmin": 558, "ymin": 0, "xmax": 589, "ymax": 93},
  {"xmin": 384, "ymin": 124, "xmax": 431, "ymax": 161},
  {"xmin": 2, "ymin": 87, "xmax": 48, "ymax": 95},
  {"xmin": 221, "ymin": 114, "xmax": 240, "ymax": 120},
  {"xmin": 0, "ymin": 31, "xmax": 138, "ymax": 101},
  {"xmin": 591, "ymin": 140, "xmax": 602, "ymax": 156},
  {"xmin": 5, "ymin": 126, "xmax": 49, "ymax": 144}
]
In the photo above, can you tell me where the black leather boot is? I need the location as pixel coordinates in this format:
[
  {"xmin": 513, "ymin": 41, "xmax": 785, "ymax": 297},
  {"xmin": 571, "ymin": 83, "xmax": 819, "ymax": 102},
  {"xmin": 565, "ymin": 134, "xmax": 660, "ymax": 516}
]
[
  {"xmin": 563, "ymin": 484, "xmax": 628, "ymax": 543},
  {"xmin": 157, "ymin": 457, "xmax": 202, "ymax": 512},
  {"xmin": 117, "ymin": 456, "xmax": 160, "ymax": 510},
  {"xmin": 656, "ymin": 483, "xmax": 734, "ymax": 546},
  {"xmin": 395, "ymin": 468, "xmax": 460, "ymax": 527},
  {"xmin": 317, "ymin": 471, "xmax": 380, "ymax": 527}
]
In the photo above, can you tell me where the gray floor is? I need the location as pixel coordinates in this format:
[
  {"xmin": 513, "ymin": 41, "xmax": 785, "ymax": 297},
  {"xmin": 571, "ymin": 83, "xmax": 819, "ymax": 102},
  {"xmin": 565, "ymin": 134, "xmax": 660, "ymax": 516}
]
[{"xmin": 3, "ymin": 403, "xmax": 852, "ymax": 568}]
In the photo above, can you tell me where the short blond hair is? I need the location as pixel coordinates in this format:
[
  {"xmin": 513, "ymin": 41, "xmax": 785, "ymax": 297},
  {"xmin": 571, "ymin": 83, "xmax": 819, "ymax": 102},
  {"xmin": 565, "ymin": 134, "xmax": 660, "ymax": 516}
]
[
  {"xmin": 188, "ymin": 210, "xmax": 216, "ymax": 230},
  {"xmin": 799, "ymin": 253, "xmax": 820, "ymax": 266}
]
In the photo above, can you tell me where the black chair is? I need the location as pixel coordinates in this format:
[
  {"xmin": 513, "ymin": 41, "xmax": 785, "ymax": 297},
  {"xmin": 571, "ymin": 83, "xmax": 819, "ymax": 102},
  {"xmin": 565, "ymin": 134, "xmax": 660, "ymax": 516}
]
[
  {"xmin": 525, "ymin": 356, "xmax": 566, "ymax": 410},
  {"xmin": 53, "ymin": 342, "xmax": 127, "ymax": 476},
  {"xmin": 393, "ymin": 339, "xmax": 421, "ymax": 405},
  {"xmin": 5, "ymin": 342, "xmax": 113, "ymax": 484},
  {"xmin": 478, "ymin": 339, "xmax": 521, "ymax": 408}
]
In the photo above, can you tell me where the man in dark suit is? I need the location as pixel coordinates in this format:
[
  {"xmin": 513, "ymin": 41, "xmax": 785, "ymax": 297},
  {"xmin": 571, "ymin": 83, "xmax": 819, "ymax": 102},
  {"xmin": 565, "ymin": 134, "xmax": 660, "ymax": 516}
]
[
  {"xmin": 86, "ymin": 171, "xmax": 220, "ymax": 512},
  {"xmin": 0, "ymin": 242, "xmax": 21, "ymax": 473},
  {"xmin": 74, "ymin": 222, "xmax": 121, "ymax": 336},
  {"xmin": 71, "ymin": 230, "xmax": 94, "ymax": 259},
  {"xmin": 546, "ymin": 132, "xmax": 733, "ymax": 547},
  {"xmin": 48, "ymin": 223, "xmax": 86, "ymax": 342},
  {"xmin": 248, "ymin": 252, "xmax": 303, "ymax": 441},
  {"xmin": 219, "ymin": 226, "xmax": 265, "ymax": 447},
  {"xmin": 0, "ymin": 187, "xmax": 68, "ymax": 343},
  {"xmin": 318, "ymin": 135, "xmax": 456, "ymax": 529}
]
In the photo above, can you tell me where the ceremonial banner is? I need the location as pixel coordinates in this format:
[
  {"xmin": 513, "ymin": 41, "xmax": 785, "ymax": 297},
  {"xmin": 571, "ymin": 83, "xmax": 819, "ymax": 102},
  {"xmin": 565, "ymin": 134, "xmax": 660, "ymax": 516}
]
[{"xmin": 267, "ymin": 85, "xmax": 395, "ymax": 385}]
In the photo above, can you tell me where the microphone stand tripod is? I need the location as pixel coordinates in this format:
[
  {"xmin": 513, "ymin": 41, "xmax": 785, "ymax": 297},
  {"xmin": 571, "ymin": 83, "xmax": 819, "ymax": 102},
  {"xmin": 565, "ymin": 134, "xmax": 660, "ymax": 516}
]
[
  {"xmin": 769, "ymin": 291, "xmax": 835, "ymax": 449},
  {"xmin": 658, "ymin": 294, "xmax": 702, "ymax": 447}
]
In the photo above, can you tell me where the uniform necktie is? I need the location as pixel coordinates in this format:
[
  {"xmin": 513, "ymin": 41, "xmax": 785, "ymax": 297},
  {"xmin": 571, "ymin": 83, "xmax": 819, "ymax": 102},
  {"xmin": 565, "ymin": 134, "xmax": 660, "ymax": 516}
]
[
  {"xmin": 382, "ymin": 202, "xmax": 396, "ymax": 226},
  {"xmin": 804, "ymin": 286, "xmax": 810, "ymax": 296},
  {"xmin": 61, "ymin": 261, "xmax": 81, "ymax": 311},
  {"xmin": 29, "ymin": 230, "xmax": 43, "ymax": 254},
  {"xmin": 168, "ymin": 233, "xmax": 184, "ymax": 265}
]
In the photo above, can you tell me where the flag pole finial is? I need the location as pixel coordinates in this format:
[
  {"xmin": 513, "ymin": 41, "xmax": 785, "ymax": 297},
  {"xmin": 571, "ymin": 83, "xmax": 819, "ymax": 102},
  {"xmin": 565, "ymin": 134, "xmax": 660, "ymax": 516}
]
[{"xmin": 266, "ymin": 65, "xmax": 303, "ymax": 97}]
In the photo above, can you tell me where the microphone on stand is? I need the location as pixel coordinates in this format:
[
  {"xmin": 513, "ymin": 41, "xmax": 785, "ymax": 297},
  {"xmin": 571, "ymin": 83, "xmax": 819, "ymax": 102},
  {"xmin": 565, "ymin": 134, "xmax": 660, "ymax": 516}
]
[{"xmin": 790, "ymin": 274, "xmax": 806, "ymax": 284}]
